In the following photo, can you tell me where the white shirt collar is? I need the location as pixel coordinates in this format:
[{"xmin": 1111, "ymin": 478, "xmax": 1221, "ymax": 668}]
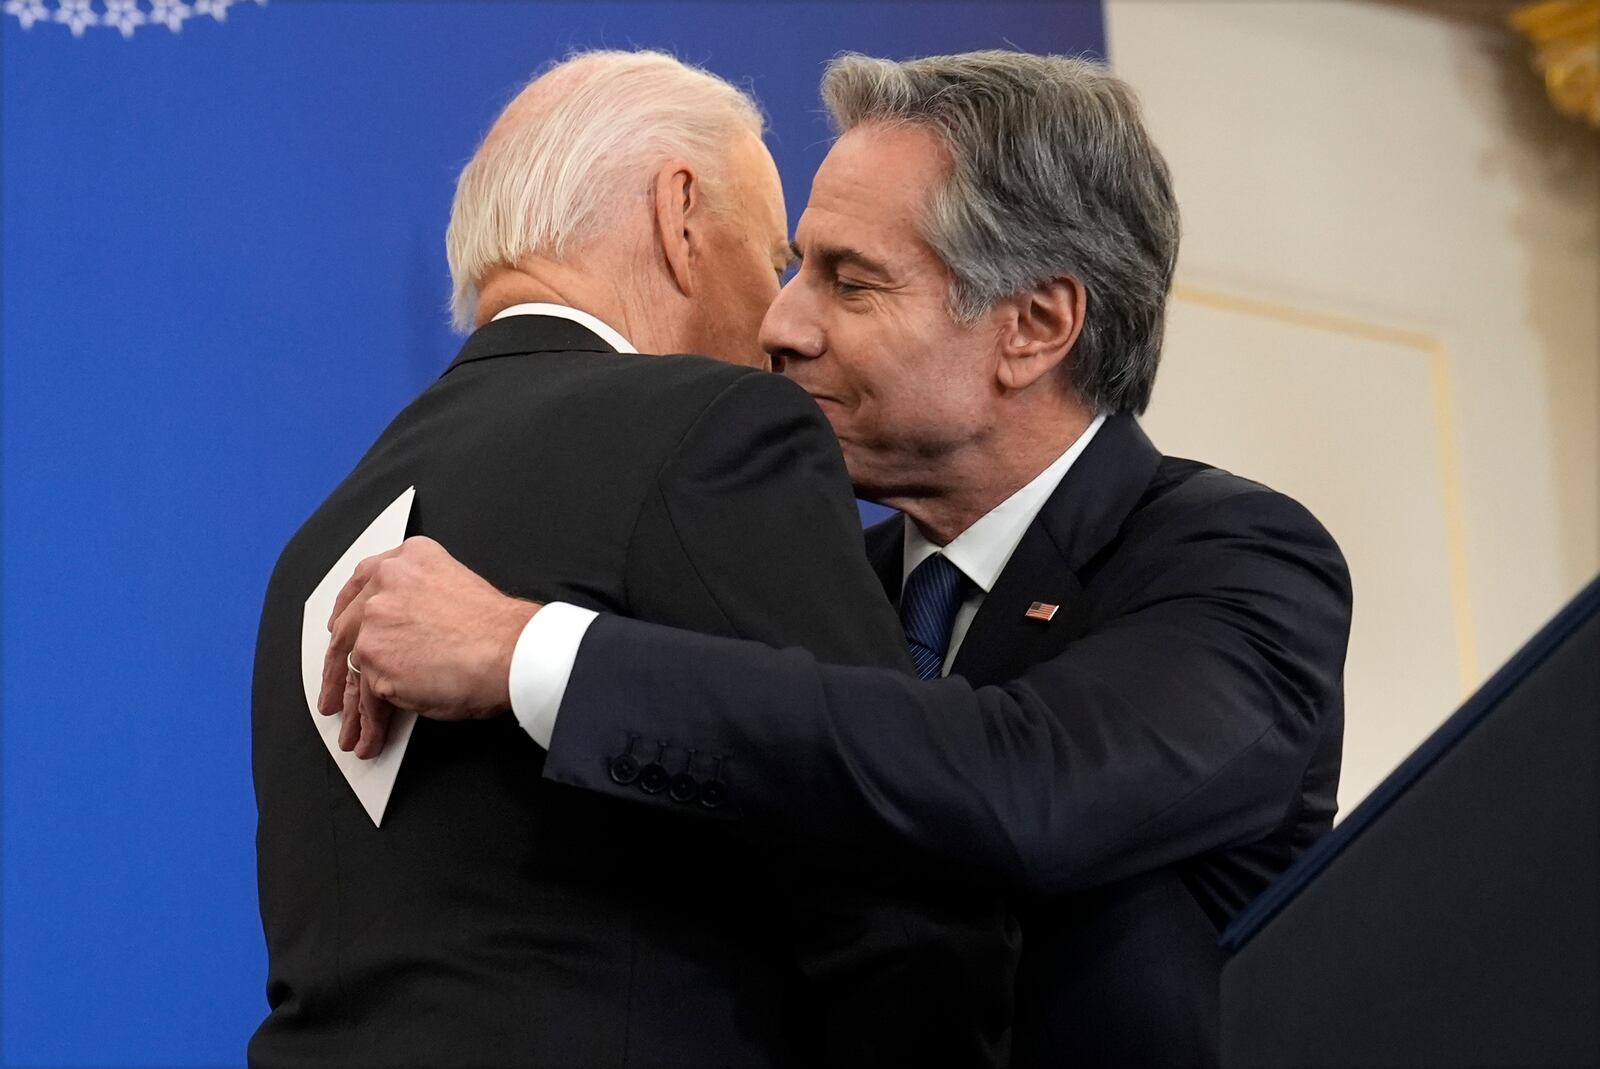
[
  {"xmin": 490, "ymin": 302, "xmax": 638, "ymax": 354},
  {"xmin": 902, "ymin": 413, "xmax": 1107, "ymax": 592}
]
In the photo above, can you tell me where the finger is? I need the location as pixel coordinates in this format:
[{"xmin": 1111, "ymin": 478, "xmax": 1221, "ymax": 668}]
[
  {"xmin": 320, "ymin": 593, "xmax": 372, "ymax": 714},
  {"xmin": 320, "ymin": 618, "xmax": 351, "ymax": 715},
  {"xmin": 327, "ymin": 546, "xmax": 403, "ymax": 631},
  {"xmin": 355, "ymin": 675, "xmax": 393, "ymax": 761},
  {"xmin": 338, "ymin": 671, "xmax": 362, "ymax": 751},
  {"xmin": 320, "ymin": 617, "xmax": 353, "ymax": 715}
]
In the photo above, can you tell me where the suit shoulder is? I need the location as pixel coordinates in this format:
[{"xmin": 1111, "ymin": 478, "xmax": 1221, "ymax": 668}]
[
  {"xmin": 654, "ymin": 360, "xmax": 832, "ymax": 450},
  {"xmin": 607, "ymin": 350, "xmax": 775, "ymax": 396},
  {"xmin": 660, "ymin": 355, "xmax": 819, "ymax": 408},
  {"xmin": 864, "ymin": 514, "xmax": 902, "ymax": 552},
  {"xmin": 1137, "ymin": 456, "xmax": 1345, "ymax": 562},
  {"xmin": 631, "ymin": 350, "xmax": 754, "ymax": 387},
  {"xmin": 600, "ymin": 354, "xmax": 823, "ymax": 426},
  {"xmin": 1080, "ymin": 455, "xmax": 1352, "ymax": 622}
]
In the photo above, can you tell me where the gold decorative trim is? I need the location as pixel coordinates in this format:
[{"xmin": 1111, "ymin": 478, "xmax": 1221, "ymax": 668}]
[
  {"xmin": 1170, "ymin": 283, "xmax": 1480, "ymax": 696},
  {"xmin": 1510, "ymin": 0, "xmax": 1600, "ymax": 128}
]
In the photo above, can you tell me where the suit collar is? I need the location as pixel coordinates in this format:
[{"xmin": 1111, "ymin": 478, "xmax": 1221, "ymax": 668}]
[
  {"xmin": 490, "ymin": 303, "xmax": 637, "ymax": 353},
  {"xmin": 950, "ymin": 413, "xmax": 1163, "ymax": 685},
  {"xmin": 1029, "ymin": 413, "xmax": 1163, "ymax": 579},
  {"xmin": 444, "ymin": 313, "xmax": 626, "ymax": 376}
]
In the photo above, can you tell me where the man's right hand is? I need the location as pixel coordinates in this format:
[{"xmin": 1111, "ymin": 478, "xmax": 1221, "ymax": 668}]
[{"xmin": 317, "ymin": 536, "xmax": 541, "ymax": 758}]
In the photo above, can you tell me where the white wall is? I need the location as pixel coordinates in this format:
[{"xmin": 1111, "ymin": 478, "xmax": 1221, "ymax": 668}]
[{"xmin": 1106, "ymin": 0, "xmax": 1600, "ymax": 815}]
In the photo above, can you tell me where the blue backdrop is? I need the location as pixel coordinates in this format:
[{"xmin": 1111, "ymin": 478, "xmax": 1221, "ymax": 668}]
[{"xmin": 1, "ymin": 2, "xmax": 1104, "ymax": 1063}]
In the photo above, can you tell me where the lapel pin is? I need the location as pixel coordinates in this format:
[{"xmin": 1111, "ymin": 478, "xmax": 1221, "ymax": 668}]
[{"xmin": 1024, "ymin": 602, "xmax": 1059, "ymax": 622}]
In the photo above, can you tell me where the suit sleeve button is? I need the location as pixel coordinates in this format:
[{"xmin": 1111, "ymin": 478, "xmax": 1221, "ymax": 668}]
[
  {"xmin": 668, "ymin": 773, "xmax": 699, "ymax": 804},
  {"xmin": 608, "ymin": 754, "xmax": 640, "ymax": 786},
  {"xmin": 638, "ymin": 763, "xmax": 670, "ymax": 794},
  {"xmin": 699, "ymin": 780, "xmax": 727, "ymax": 809}
]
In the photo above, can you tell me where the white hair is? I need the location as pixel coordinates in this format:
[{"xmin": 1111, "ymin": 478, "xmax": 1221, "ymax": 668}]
[{"xmin": 445, "ymin": 50, "xmax": 765, "ymax": 331}]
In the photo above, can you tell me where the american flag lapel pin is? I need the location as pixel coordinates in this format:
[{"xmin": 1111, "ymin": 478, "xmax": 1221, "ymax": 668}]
[{"xmin": 1024, "ymin": 601, "xmax": 1059, "ymax": 622}]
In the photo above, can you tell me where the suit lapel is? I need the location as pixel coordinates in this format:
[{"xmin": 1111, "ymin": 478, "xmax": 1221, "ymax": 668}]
[
  {"xmin": 950, "ymin": 415, "xmax": 1163, "ymax": 687},
  {"xmin": 863, "ymin": 513, "xmax": 907, "ymax": 603},
  {"xmin": 951, "ymin": 524, "xmax": 1085, "ymax": 687}
]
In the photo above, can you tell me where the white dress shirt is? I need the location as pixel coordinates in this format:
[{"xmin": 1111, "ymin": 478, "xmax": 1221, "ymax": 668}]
[
  {"xmin": 508, "ymin": 403, "xmax": 1107, "ymax": 748},
  {"xmin": 490, "ymin": 302, "xmax": 638, "ymax": 353}
]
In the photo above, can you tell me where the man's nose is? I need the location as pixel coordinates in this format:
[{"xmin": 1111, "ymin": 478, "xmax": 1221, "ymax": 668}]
[{"xmin": 760, "ymin": 277, "xmax": 823, "ymax": 373}]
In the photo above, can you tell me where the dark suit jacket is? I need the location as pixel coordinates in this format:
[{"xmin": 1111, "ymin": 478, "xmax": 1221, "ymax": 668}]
[
  {"xmin": 544, "ymin": 413, "xmax": 1352, "ymax": 1067},
  {"xmin": 250, "ymin": 314, "xmax": 1014, "ymax": 1068}
]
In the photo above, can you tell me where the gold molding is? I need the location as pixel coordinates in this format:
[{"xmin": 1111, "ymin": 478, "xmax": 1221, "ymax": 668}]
[
  {"xmin": 1170, "ymin": 283, "xmax": 1480, "ymax": 696},
  {"xmin": 1510, "ymin": 0, "xmax": 1600, "ymax": 127}
]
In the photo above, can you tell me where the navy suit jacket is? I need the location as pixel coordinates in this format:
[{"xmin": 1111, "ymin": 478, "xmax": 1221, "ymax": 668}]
[{"xmin": 544, "ymin": 413, "xmax": 1352, "ymax": 1066}]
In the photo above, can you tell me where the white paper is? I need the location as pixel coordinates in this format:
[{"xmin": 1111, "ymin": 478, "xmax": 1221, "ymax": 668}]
[{"xmin": 300, "ymin": 487, "xmax": 418, "ymax": 827}]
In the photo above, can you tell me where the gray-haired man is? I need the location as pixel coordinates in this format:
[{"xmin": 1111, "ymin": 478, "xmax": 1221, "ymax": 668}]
[{"xmin": 330, "ymin": 51, "xmax": 1352, "ymax": 1067}]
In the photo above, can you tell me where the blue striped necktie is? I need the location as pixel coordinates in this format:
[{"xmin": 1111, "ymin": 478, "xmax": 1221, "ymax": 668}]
[{"xmin": 900, "ymin": 553, "xmax": 967, "ymax": 681}]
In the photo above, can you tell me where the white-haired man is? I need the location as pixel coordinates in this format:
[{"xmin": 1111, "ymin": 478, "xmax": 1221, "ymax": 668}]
[
  {"xmin": 249, "ymin": 51, "xmax": 1013, "ymax": 1068},
  {"xmin": 325, "ymin": 51, "xmax": 1353, "ymax": 1068}
]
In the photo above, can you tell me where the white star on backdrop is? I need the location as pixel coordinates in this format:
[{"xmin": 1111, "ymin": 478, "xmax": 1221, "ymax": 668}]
[
  {"xmin": 53, "ymin": 0, "xmax": 97, "ymax": 36},
  {"xmin": 4, "ymin": 0, "xmax": 268, "ymax": 34},
  {"xmin": 102, "ymin": 0, "xmax": 148, "ymax": 37},
  {"xmin": 3, "ymin": 0, "xmax": 49, "ymax": 30},
  {"xmin": 148, "ymin": 0, "xmax": 192, "ymax": 32}
]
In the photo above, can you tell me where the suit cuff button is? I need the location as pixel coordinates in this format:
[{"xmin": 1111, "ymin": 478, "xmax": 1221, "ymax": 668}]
[
  {"xmin": 667, "ymin": 773, "xmax": 700, "ymax": 804},
  {"xmin": 698, "ymin": 780, "xmax": 727, "ymax": 809},
  {"xmin": 608, "ymin": 754, "xmax": 640, "ymax": 786},
  {"xmin": 638, "ymin": 763, "xmax": 670, "ymax": 794}
]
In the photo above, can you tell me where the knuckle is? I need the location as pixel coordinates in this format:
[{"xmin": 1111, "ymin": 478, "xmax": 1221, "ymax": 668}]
[{"xmin": 365, "ymin": 592, "xmax": 396, "ymax": 623}]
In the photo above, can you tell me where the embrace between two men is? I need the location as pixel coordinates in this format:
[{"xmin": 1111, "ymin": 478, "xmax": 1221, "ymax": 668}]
[{"xmin": 251, "ymin": 48, "xmax": 1351, "ymax": 1069}]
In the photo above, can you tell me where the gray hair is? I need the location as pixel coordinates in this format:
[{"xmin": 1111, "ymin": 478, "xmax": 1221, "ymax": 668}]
[
  {"xmin": 446, "ymin": 50, "xmax": 764, "ymax": 331},
  {"xmin": 822, "ymin": 51, "xmax": 1179, "ymax": 414}
]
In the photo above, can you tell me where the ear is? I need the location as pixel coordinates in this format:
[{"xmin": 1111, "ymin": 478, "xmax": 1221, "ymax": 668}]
[
  {"xmin": 994, "ymin": 276, "xmax": 1086, "ymax": 392},
  {"xmin": 652, "ymin": 159, "xmax": 701, "ymax": 300}
]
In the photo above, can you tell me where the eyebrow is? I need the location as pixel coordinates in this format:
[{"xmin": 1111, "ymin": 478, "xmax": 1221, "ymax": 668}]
[{"xmin": 790, "ymin": 240, "xmax": 891, "ymax": 279}]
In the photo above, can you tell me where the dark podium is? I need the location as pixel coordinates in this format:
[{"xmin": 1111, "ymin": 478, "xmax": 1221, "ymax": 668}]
[{"xmin": 1220, "ymin": 575, "xmax": 1600, "ymax": 1068}]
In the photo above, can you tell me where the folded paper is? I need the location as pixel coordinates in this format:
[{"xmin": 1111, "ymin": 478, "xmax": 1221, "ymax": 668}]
[{"xmin": 299, "ymin": 487, "xmax": 417, "ymax": 826}]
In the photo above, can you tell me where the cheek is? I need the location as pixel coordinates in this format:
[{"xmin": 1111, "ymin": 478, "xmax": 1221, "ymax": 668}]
[
  {"xmin": 725, "ymin": 278, "xmax": 778, "ymax": 365},
  {"xmin": 854, "ymin": 328, "xmax": 970, "ymax": 438},
  {"xmin": 739, "ymin": 260, "xmax": 778, "ymax": 323},
  {"xmin": 864, "ymin": 372, "xmax": 920, "ymax": 435},
  {"xmin": 751, "ymin": 278, "xmax": 780, "ymax": 325}
]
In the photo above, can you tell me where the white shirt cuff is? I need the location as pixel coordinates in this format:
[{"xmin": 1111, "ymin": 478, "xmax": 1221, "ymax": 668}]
[{"xmin": 508, "ymin": 601, "xmax": 599, "ymax": 749}]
